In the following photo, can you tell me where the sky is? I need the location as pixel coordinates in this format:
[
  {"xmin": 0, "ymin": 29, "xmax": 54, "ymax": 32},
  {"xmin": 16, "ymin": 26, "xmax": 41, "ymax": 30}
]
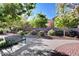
[{"xmin": 31, "ymin": 3, "xmax": 56, "ymax": 20}]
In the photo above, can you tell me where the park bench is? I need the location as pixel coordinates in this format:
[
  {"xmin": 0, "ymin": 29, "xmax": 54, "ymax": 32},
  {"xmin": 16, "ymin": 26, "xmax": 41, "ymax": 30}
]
[{"xmin": 0, "ymin": 35, "xmax": 26, "ymax": 56}]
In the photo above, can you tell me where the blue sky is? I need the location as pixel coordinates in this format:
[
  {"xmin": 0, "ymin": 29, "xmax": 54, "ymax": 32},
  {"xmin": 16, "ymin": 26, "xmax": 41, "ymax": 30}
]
[{"xmin": 31, "ymin": 3, "xmax": 56, "ymax": 20}]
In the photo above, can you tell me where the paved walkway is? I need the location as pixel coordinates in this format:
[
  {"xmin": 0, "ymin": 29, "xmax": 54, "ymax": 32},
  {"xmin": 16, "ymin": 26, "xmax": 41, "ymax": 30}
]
[
  {"xmin": 41, "ymin": 39, "xmax": 79, "ymax": 50},
  {"xmin": 0, "ymin": 34, "xmax": 79, "ymax": 56},
  {"xmin": 6, "ymin": 38, "xmax": 79, "ymax": 56},
  {"xmin": 0, "ymin": 33, "xmax": 17, "ymax": 38},
  {"xmin": 55, "ymin": 43, "xmax": 79, "ymax": 56}
]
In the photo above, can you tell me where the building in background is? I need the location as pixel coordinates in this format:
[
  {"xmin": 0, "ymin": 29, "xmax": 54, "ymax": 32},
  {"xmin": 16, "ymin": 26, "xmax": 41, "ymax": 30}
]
[{"xmin": 47, "ymin": 20, "xmax": 54, "ymax": 28}]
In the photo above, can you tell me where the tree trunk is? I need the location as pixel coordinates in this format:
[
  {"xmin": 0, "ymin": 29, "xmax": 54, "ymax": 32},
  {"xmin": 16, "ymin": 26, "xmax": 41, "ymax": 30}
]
[{"xmin": 63, "ymin": 29, "xmax": 65, "ymax": 37}]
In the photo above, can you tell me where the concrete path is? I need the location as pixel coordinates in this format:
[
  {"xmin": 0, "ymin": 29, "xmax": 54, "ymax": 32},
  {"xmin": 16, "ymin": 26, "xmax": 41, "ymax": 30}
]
[
  {"xmin": 0, "ymin": 34, "xmax": 79, "ymax": 56},
  {"xmin": 6, "ymin": 38, "xmax": 79, "ymax": 56},
  {"xmin": 41, "ymin": 39, "xmax": 79, "ymax": 50},
  {"xmin": 0, "ymin": 33, "xmax": 17, "ymax": 38}
]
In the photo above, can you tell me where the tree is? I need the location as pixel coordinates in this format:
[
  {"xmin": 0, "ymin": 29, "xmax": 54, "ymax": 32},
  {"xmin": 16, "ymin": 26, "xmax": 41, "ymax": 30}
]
[
  {"xmin": 56, "ymin": 3, "xmax": 65, "ymax": 15},
  {"xmin": 54, "ymin": 12, "xmax": 79, "ymax": 28},
  {"xmin": 29, "ymin": 13, "xmax": 48, "ymax": 28},
  {"xmin": 0, "ymin": 3, "xmax": 36, "ymax": 21},
  {"xmin": 56, "ymin": 3, "xmax": 79, "ymax": 36},
  {"xmin": 56, "ymin": 3, "xmax": 68, "ymax": 36},
  {"xmin": 56, "ymin": 3, "xmax": 79, "ymax": 28},
  {"xmin": 0, "ymin": 3, "xmax": 36, "ymax": 31}
]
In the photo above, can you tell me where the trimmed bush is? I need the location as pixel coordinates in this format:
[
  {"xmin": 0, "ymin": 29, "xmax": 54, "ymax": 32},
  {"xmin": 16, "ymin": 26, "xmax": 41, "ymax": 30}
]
[
  {"xmin": 77, "ymin": 32, "xmax": 79, "ymax": 38},
  {"xmin": 0, "ymin": 28, "xmax": 4, "ymax": 34},
  {"xmin": 38, "ymin": 31, "xmax": 45, "ymax": 37},
  {"xmin": 47, "ymin": 29, "xmax": 55, "ymax": 36},
  {"xmin": 4, "ymin": 28, "xmax": 11, "ymax": 33},
  {"xmin": 17, "ymin": 31, "xmax": 25, "ymax": 36},
  {"xmin": 65, "ymin": 31, "xmax": 70, "ymax": 36},
  {"xmin": 55, "ymin": 30, "xmax": 63, "ymax": 36},
  {"xmin": 0, "ymin": 38, "xmax": 5, "ymax": 45},
  {"xmin": 0, "ymin": 38, "xmax": 4, "ymax": 42},
  {"xmin": 25, "ymin": 31, "xmax": 29, "ymax": 34},
  {"xmin": 69, "ymin": 30, "xmax": 77, "ymax": 37},
  {"xmin": 0, "ymin": 38, "xmax": 6, "ymax": 49},
  {"xmin": 30, "ymin": 30, "xmax": 38, "ymax": 35},
  {"xmin": 17, "ymin": 30, "xmax": 28, "ymax": 37}
]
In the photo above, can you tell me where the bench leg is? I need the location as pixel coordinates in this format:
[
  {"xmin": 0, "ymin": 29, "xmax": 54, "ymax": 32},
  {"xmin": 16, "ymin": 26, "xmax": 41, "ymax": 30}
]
[
  {"xmin": 10, "ymin": 47, "xmax": 13, "ymax": 52},
  {"xmin": 25, "ymin": 39, "xmax": 26, "ymax": 44}
]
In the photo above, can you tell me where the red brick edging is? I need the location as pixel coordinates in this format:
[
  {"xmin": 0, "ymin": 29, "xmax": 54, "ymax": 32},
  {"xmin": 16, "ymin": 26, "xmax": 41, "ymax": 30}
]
[{"xmin": 55, "ymin": 43, "xmax": 79, "ymax": 56}]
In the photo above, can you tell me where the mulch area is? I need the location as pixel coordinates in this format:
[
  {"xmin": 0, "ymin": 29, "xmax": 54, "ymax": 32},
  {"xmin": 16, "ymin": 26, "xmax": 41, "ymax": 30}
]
[{"xmin": 55, "ymin": 43, "xmax": 79, "ymax": 56}]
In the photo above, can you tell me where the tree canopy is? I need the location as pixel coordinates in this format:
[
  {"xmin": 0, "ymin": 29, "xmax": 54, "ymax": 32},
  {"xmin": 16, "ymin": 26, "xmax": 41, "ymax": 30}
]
[
  {"xmin": 29, "ymin": 13, "xmax": 48, "ymax": 28},
  {"xmin": 0, "ymin": 3, "xmax": 36, "ymax": 29},
  {"xmin": 0, "ymin": 3, "xmax": 36, "ymax": 22},
  {"xmin": 55, "ymin": 3, "xmax": 79, "ymax": 28}
]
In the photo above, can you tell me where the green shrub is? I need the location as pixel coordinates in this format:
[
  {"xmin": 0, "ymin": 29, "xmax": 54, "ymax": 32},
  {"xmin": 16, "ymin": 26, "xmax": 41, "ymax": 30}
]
[
  {"xmin": 0, "ymin": 38, "xmax": 4, "ymax": 42},
  {"xmin": 38, "ymin": 31, "xmax": 45, "ymax": 37},
  {"xmin": 17, "ymin": 31, "xmax": 25, "ymax": 36},
  {"xmin": 30, "ymin": 30, "xmax": 38, "ymax": 35},
  {"xmin": 25, "ymin": 31, "xmax": 29, "ymax": 34},
  {"xmin": 0, "ymin": 42, "xmax": 6, "ymax": 48},
  {"xmin": 17, "ymin": 30, "xmax": 29, "ymax": 36},
  {"xmin": 47, "ymin": 29, "xmax": 55, "ymax": 36},
  {"xmin": 0, "ymin": 39, "xmax": 5, "ymax": 45},
  {"xmin": 0, "ymin": 28, "xmax": 4, "ymax": 34},
  {"xmin": 0, "ymin": 38, "xmax": 6, "ymax": 49},
  {"xmin": 4, "ymin": 28, "xmax": 11, "ymax": 33},
  {"xmin": 55, "ymin": 30, "xmax": 63, "ymax": 36}
]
